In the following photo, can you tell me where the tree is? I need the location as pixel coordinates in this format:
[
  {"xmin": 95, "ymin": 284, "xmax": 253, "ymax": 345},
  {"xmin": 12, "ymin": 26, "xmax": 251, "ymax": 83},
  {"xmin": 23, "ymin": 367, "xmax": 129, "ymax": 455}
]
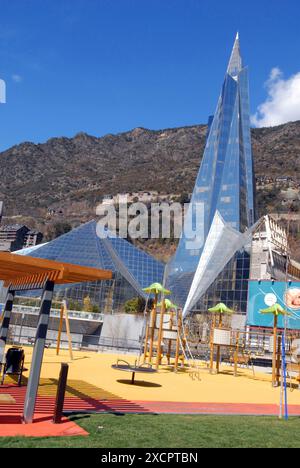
[
  {"xmin": 124, "ymin": 297, "xmax": 154, "ymax": 314},
  {"xmin": 91, "ymin": 304, "xmax": 101, "ymax": 313},
  {"xmin": 45, "ymin": 221, "xmax": 72, "ymax": 241},
  {"xmin": 83, "ymin": 296, "xmax": 94, "ymax": 312},
  {"xmin": 67, "ymin": 299, "xmax": 83, "ymax": 311},
  {"xmin": 179, "ymin": 192, "xmax": 191, "ymax": 204}
]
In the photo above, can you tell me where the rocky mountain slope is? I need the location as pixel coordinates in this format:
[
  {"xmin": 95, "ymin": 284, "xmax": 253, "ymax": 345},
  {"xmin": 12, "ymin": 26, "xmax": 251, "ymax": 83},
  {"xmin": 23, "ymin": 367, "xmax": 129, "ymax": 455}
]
[
  {"xmin": 0, "ymin": 120, "xmax": 299, "ymax": 217},
  {"xmin": 0, "ymin": 120, "xmax": 299, "ymax": 259}
]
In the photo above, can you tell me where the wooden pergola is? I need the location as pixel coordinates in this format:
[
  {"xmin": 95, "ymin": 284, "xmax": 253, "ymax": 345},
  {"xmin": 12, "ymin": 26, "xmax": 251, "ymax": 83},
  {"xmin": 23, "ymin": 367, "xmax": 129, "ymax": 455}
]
[
  {"xmin": 0, "ymin": 252, "xmax": 112, "ymax": 424},
  {"xmin": 0, "ymin": 252, "xmax": 112, "ymax": 290}
]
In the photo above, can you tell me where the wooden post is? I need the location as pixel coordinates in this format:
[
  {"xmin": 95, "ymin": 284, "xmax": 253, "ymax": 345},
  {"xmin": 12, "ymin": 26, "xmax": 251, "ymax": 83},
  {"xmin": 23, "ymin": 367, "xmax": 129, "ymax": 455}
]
[
  {"xmin": 216, "ymin": 346, "xmax": 221, "ymax": 373},
  {"xmin": 156, "ymin": 300, "xmax": 165, "ymax": 370},
  {"xmin": 219, "ymin": 313, "xmax": 223, "ymax": 328},
  {"xmin": 56, "ymin": 304, "xmax": 64, "ymax": 356},
  {"xmin": 181, "ymin": 329, "xmax": 187, "ymax": 368},
  {"xmin": 216, "ymin": 313, "xmax": 222, "ymax": 374},
  {"xmin": 234, "ymin": 331, "xmax": 240, "ymax": 377},
  {"xmin": 0, "ymin": 308, "xmax": 4, "ymax": 326},
  {"xmin": 167, "ymin": 341, "xmax": 172, "ymax": 365},
  {"xmin": 174, "ymin": 311, "xmax": 182, "ymax": 371},
  {"xmin": 143, "ymin": 320, "xmax": 150, "ymax": 363},
  {"xmin": 148, "ymin": 294, "xmax": 158, "ymax": 363},
  {"xmin": 64, "ymin": 303, "xmax": 74, "ymax": 361},
  {"xmin": 166, "ymin": 312, "xmax": 173, "ymax": 365},
  {"xmin": 276, "ymin": 334, "xmax": 281, "ymax": 387},
  {"xmin": 272, "ymin": 315, "xmax": 278, "ymax": 387},
  {"xmin": 209, "ymin": 315, "xmax": 216, "ymax": 373},
  {"xmin": 175, "ymin": 334, "xmax": 180, "ymax": 371},
  {"xmin": 53, "ymin": 363, "xmax": 69, "ymax": 424},
  {"xmin": 56, "ymin": 301, "xmax": 73, "ymax": 361}
]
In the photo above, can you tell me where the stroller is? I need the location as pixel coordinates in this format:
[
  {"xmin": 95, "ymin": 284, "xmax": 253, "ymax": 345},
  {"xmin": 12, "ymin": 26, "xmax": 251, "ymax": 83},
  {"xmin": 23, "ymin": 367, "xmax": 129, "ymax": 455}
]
[{"xmin": 1, "ymin": 347, "xmax": 25, "ymax": 386}]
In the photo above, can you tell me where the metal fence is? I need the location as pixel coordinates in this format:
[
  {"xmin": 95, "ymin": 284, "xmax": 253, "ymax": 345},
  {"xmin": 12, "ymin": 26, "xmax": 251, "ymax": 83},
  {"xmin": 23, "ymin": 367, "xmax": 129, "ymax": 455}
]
[
  {"xmin": 6, "ymin": 327, "xmax": 141, "ymax": 354},
  {"xmin": 0, "ymin": 303, "xmax": 104, "ymax": 323},
  {"xmin": 1, "ymin": 303, "xmax": 142, "ymax": 354}
]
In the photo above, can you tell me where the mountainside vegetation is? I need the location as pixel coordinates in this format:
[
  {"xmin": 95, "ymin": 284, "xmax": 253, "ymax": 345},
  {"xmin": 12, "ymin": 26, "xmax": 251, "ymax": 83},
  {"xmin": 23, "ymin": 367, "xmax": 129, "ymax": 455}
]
[{"xmin": 0, "ymin": 121, "xmax": 299, "ymax": 260}]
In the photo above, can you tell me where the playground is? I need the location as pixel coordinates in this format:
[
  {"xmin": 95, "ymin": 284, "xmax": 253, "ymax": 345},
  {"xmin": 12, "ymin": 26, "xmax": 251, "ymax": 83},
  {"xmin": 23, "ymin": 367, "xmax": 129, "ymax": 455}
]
[
  {"xmin": 11, "ymin": 346, "xmax": 300, "ymax": 409},
  {"xmin": 15, "ymin": 348, "xmax": 300, "ymax": 408},
  {"xmin": 0, "ymin": 255, "xmax": 299, "ymax": 447},
  {"xmin": 1, "ymin": 345, "xmax": 300, "ymax": 439},
  {"xmin": 0, "ymin": 341, "xmax": 300, "ymax": 448}
]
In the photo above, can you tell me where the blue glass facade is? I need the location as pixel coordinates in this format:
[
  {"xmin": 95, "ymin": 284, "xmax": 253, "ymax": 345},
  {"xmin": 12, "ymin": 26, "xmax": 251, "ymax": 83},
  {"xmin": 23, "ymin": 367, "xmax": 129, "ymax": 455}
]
[
  {"xmin": 22, "ymin": 221, "xmax": 164, "ymax": 313},
  {"xmin": 195, "ymin": 251, "xmax": 251, "ymax": 313},
  {"xmin": 167, "ymin": 34, "xmax": 256, "ymax": 312}
]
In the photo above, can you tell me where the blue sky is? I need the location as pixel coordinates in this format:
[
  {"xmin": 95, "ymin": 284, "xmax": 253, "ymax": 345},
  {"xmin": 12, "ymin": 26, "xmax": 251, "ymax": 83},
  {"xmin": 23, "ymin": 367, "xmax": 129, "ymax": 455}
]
[{"xmin": 0, "ymin": 0, "xmax": 300, "ymax": 150}]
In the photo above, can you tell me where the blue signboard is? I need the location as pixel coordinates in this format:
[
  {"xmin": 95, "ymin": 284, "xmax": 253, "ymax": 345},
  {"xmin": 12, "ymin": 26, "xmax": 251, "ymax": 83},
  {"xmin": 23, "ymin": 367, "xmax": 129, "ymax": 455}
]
[{"xmin": 247, "ymin": 280, "xmax": 300, "ymax": 330}]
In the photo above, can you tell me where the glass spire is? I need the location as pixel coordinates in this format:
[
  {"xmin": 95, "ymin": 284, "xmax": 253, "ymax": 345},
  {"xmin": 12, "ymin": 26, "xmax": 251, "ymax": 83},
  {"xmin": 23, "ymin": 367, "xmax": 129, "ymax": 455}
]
[
  {"xmin": 167, "ymin": 34, "xmax": 256, "ymax": 309},
  {"xmin": 227, "ymin": 32, "xmax": 242, "ymax": 78}
]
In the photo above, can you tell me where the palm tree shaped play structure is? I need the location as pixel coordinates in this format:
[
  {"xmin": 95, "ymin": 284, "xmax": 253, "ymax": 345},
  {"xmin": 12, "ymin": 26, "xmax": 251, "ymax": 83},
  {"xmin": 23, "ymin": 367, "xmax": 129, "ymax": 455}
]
[
  {"xmin": 157, "ymin": 299, "xmax": 182, "ymax": 368},
  {"xmin": 208, "ymin": 303, "xmax": 234, "ymax": 373},
  {"xmin": 142, "ymin": 283, "xmax": 171, "ymax": 368},
  {"xmin": 158, "ymin": 298, "xmax": 177, "ymax": 310},
  {"xmin": 260, "ymin": 303, "xmax": 292, "ymax": 387}
]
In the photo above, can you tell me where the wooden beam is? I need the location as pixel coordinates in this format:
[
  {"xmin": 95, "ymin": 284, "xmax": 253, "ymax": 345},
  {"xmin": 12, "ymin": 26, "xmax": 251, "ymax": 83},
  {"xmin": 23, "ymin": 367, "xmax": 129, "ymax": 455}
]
[
  {"xmin": 156, "ymin": 300, "xmax": 166, "ymax": 370},
  {"xmin": 64, "ymin": 302, "xmax": 74, "ymax": 361},
  {"xmin": 56, "ymin": 305, "xmax": 64, "ymax": 356},
  {"xmin": 56, "ymin": 301, "xmax": 73, "ymax": 360},
  {"xmin": 0, "ymin": 252, "xmax": 112, "ymax": 289}
]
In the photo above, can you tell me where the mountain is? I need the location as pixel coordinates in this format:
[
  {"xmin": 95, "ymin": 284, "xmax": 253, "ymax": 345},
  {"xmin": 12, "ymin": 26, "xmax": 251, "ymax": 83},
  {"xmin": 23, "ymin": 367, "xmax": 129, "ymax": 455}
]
[
  {"xmin": 0, "ymin": 125, "xmax": 207, "ymax": 217},
  {"xmin": 0, "ymin": 121, "xmax": 299, "ymax": 259}
]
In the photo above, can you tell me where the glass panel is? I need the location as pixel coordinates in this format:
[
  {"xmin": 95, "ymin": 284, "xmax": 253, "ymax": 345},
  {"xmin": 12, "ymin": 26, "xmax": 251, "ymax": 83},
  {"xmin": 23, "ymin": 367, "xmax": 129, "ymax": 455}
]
[
  {"xmin": 22, "ymin": 220, "xmax": 164, "ymax": 313},
  {"xmin": 167, "ymin": 35, "xmax": 256, "ymax": 312}
]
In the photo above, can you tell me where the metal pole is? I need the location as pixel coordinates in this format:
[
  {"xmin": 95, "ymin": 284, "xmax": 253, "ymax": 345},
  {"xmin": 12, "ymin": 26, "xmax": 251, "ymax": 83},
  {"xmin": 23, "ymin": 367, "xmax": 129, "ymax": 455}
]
[
  {"xmin": 272, "ymin": 315, "xmax": 278, "ymax": 387},
  {"xmin": 23, "ymin": 280, "xmax": 54, "ymax": 424},
  {"xmin": 282, "ymin": 332, "xmax": 288, "ymax": 420},
  {"xmin": 0, "ymin": 289, "xmax": 15, "ymax": 365},
  {"xmin": 279, "ymin": 333, "xmax": 283, "ymax": 419}
]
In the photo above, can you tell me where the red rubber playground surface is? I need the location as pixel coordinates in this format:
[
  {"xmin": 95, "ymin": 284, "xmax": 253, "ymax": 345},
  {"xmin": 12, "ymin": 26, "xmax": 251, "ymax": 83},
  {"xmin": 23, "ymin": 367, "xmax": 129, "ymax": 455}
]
[
  {"xmin": 0, "ymin": 383, "xmax": 300, "ymax": 437},
  {"xmin": 2, "ymin": 383, "xmax": 300, "ymax": 417}
]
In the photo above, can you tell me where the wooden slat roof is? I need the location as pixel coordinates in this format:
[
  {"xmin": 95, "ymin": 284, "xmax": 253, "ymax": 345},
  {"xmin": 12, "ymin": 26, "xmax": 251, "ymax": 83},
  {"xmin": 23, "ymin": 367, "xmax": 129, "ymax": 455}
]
[{"xmin": 0, "ymin": 252, "xmax": 112, "ymax": 290}]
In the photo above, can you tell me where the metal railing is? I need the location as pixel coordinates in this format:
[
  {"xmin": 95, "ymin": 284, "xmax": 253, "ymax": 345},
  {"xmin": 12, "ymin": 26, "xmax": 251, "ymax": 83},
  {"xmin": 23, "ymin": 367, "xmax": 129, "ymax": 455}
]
[
  {"xmin": 0, "ymin": 303, "xmax": 104, "ymax": 323},
  {"xmin": 6, "ymin": 328, "xmax": 141, "ymax": 354}
]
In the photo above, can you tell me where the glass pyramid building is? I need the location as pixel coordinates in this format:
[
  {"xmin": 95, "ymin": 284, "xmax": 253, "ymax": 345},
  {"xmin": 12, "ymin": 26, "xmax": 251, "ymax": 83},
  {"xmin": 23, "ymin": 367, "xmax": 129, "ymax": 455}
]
[
  {"xmin": 18, "ymin": 220, "xmax": 164, "ymax": 313},
  {"xmin": 167, "ymin": 34, "xmax": 256, "ymax": 313}
]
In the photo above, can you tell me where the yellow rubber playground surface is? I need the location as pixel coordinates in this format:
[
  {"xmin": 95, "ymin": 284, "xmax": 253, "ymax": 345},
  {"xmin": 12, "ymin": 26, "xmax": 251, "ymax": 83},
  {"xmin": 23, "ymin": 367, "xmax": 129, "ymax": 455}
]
[{"xmin": 5, "ymin": 346, "xmax": 298, "ymax": 415}]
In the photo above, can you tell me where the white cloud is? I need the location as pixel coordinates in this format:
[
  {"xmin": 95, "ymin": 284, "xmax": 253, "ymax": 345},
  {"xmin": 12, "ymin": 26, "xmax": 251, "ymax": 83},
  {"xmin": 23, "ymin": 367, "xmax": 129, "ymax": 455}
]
[
  {"xmin": 12, "ymin": 74, "xmax": 23, "ymax": 83},
  {"xmin": 0, "ymin": 79, "xmax": 6, "ymax": 104},
  {"xmin": 251, "ymin": 68, "xmax": 300, "ymax": 127}
]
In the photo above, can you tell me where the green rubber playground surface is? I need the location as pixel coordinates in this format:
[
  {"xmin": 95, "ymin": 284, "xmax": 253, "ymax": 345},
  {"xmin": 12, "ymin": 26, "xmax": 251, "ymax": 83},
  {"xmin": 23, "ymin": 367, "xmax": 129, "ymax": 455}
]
[{"xmin": 0, "ymin": 414, "xmax": 300, "ymax": 448}]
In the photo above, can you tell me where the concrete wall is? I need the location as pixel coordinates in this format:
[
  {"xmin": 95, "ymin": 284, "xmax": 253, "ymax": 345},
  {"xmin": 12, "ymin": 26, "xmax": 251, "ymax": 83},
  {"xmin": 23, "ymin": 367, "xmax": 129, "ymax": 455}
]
[{"xmin": 99, "ymin": 314, "xmax": 145, "ymax": 350}]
